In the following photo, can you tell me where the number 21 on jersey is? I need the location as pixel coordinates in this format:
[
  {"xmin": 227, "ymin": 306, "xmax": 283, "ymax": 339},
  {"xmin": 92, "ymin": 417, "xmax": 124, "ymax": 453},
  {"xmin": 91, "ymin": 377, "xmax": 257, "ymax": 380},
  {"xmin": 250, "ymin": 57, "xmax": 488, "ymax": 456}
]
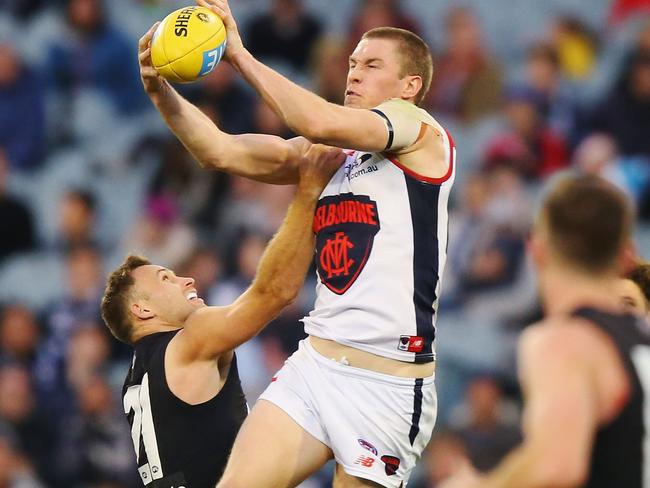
[{"xmin": 124, "ymin": 373, "xmax": 164, "ymax": 485}]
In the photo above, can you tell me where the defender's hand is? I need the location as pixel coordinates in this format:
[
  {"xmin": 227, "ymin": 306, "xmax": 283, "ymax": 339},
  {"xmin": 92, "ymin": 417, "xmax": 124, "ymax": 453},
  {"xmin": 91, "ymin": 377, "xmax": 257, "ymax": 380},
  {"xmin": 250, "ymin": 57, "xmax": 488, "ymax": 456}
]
[
  {"xmin": 297, "ymin": 145, "xmax": 346, "ymax": 197},
  {"xmin": 196, "ymin": 0, "xmax": 246, "ymax": 63},
  {"xmin": 138, "ymin": 22, "xmax": 166, "ymax": 95}
]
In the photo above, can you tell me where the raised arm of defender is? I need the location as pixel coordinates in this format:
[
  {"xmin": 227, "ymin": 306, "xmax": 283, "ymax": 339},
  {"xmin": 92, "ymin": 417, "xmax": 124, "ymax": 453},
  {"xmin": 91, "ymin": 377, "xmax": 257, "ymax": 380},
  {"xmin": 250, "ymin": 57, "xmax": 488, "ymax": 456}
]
[
  {"xmin": 138, "ymin": 23, "xmax": 309, "ymax": 184},
  {"xmin": 172, "ymin": 145, "xmax": 345, "ymax": 362}
]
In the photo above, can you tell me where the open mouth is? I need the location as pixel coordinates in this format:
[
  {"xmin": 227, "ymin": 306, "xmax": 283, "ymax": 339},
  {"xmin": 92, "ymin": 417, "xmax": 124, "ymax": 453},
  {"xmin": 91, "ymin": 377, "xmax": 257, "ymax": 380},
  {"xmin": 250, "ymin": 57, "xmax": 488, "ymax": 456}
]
[
  {"xmin": 346, "ymin": 90, "xmax": 360, "ymax": 97},
  {"xmin": 186, "ymin": 291, "xmax": 202, "ymax": 302}
]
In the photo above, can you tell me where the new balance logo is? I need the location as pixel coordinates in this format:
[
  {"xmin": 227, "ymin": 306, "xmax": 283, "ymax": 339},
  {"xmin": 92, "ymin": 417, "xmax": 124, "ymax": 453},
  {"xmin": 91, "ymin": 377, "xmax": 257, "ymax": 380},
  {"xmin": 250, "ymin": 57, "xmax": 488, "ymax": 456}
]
[{"xmin": 354, "ymin": 455, "xmax": 375, "ymax": 468}]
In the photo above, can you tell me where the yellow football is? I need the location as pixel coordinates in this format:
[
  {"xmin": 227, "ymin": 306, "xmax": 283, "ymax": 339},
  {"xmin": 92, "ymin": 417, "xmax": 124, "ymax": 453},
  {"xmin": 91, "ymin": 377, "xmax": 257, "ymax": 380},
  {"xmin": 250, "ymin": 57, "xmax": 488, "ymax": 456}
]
[{"xmin": 151, "ymin": 6, "xmax": 226, "ymax": 83}]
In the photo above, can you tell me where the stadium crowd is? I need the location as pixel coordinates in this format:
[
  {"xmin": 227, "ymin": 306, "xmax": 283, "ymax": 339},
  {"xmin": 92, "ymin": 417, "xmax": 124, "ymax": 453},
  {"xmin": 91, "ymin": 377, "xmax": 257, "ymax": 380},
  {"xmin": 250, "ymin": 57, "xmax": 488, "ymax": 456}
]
[{"xmin": 0, "ymin": 0, "xmax": 649, "ymax": 486}]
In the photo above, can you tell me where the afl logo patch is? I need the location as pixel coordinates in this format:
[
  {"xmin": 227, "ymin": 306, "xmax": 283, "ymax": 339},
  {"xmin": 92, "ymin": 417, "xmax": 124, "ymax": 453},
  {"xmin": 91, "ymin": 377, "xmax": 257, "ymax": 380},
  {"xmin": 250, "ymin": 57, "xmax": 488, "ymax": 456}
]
[
  {"xmin": 313, "ymin": 193, "xmax": 380, "ymax": 294},
  {"xmin": 357, "ymin": 439, "xmax": 378, "ymax": 455},
  {"xmin": 196, "ymin": 12, "xmax": 210, "ymax": 22}
]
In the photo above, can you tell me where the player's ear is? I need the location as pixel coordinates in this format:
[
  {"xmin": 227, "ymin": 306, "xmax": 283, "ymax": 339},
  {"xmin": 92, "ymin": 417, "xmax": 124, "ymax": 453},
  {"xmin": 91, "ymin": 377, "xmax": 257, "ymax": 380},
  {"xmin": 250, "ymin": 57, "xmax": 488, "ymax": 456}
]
[
  {"xmin": 401, "ymin": 74, "xmax": 422, "ymax": 102},
  {"xmin": 527, "ymin": 230, "xmax": 545, "ymax": 269},
  {"xmin": 619, "ymin": 239, "xmax": 637, "ymax": 276},
  {"xmin": 132, "ymin": 302, "xmax": 155, "ymax": 320}
]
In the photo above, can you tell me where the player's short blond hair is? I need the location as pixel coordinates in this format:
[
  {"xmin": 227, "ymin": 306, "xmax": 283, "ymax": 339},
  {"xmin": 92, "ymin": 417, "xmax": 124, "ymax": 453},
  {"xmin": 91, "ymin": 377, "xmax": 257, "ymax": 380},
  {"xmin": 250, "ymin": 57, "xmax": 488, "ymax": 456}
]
[{"xmin": 362, "ymin": 27, "xmax": 433, "ymax": 106}]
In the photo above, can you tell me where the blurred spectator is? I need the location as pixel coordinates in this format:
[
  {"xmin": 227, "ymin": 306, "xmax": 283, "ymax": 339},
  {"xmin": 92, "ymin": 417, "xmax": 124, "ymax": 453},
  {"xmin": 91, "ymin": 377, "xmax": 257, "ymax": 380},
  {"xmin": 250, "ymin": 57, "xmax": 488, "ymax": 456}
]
[
  {"xmin": 413, "ymin": 430, "xmax": 469, "ymax": 488},
  {"xmin": 0, "ymin": 421, "xmax": 45, "ymax": 488},
  {"xmin": 445, "ymin": 168, "xmax": 531, "ymax": 303},
  {"xmin": 426, "ymin": 7, "xmax": 503, "ymax": 123},
  {"xmin": 210, "ymin": 231, "xmax": 268, "ymax": 305},
  {"xmin": 260, "ymin": 298, "xmax": 308, "ymax": 371},
  {"xmin": 484, "ymin": 85, "xmax": 569, "ymax": 180},
  {"xmin": 0, "ymin": 364, "xmax": 54, "ymax": 485},
  {"xmin": 46, "ymin": 0, "xmax": 145, "ymax": 116},
  {"xmin": 637, "ymin": 21, "xmax": 650, "ymax": 52},
  {"xmin": 217, "ymin": 176, "xmax": 296, "ymax": 248},
  {"xmin": 347, "ymin": 0, "xmax": 420, "ymax": 51},
  {"xmin": 444, "ymin": 174, "xmax": 490, "ymax": 297},
  {"xmin": 0, "ymin": 42, "xmax": 45, "ymax": 171},
  {"xmin": 148, "ymin": 138, "xmax": 229, "ymax": 231},
  {"xmin": 2, "ymin": 0, "xmax": 48, "ymax": 20},
  {"xmin": 573, "ymin": 133, "xmax": 650, "ymax": 204},
  {"xmin": 547, "ymin": 16, "xmax": 599, "ymax": 81},
  {"xmin": 34, "ymin": 246, "xmax": 103, "ymax": 415},
  {"xmin": 56, "ymin": 375, "xmax": 137, "ymax": 487},
  {"xmin": 177, "ymin": 247, "xmax": 223, "ymax": 299},
  {"xmin": 65, "ymin": 325, "xmax": 110, "ymax": 392},
  {"xmin": 245, "ymin": 0, "xmax": 323, "ymax": 73},
  {"xmin": 121, "ymin": 194, "xmax": 197, "ymax": 269},
  {"xmin": 0, "ymin": 149, "xmax": 35, "ymax": 262},
  {"xmin": 523, "ymin": 42, "xmax": 578, "ymax": 140},
  {"xmin": 609, "ymin": 0, "xmax": 650, "ymax": 26},
  {"xmin": 311, "ymin": 38, "xmax": 348, "ymax": 105},
  {"xmin": 448, "ymin": 376, "xmax": 521, "ymax": 471},
  {"xmin": 587, "ymin": 47, "xmax": 650, "ymax": 157},
  {"xmin": 253, "ymin": 98, "xmax": 292, "ymax": 137},
  {"xmin": 0, "ymin": 306, "xmax": 40, "ymax": 369},
  {"xmin": 193, "ymin": 63, "xmax": 255, "ymax": 134},
  {"xmin": 55, "ymin": 188, "xmax": 98, "ymax": 253}
]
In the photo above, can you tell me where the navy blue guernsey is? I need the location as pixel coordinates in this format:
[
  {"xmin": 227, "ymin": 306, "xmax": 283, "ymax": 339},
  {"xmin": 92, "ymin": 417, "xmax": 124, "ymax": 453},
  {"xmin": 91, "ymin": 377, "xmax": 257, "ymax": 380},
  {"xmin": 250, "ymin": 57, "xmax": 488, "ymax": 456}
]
[
  {"xmin": 572, "ymin": 307, "xmax": 650, "ymax": 488},
  {"xmin": 122, "ymin": 331, "xmax": 247, "ymax": 488}
]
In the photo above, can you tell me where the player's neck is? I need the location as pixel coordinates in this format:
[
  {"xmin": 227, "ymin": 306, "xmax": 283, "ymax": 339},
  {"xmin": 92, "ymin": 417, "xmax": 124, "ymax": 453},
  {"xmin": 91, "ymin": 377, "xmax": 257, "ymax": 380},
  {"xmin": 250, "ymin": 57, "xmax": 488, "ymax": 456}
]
[
  {"xmin": 540, "ymin": 266, "xmax": 621, "ymax": 318},
  {"xmin": 132, "ymin": 322, "xmax": 183, "ymax": 342}
]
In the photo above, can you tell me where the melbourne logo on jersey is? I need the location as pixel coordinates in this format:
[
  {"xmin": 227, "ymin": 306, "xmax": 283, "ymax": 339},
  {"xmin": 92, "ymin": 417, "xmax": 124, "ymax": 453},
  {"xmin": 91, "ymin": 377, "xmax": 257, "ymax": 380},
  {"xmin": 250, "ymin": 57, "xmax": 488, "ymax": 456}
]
[{"xmin": 313, "ymin": 193, "xmax": 380, "ymax": 294}]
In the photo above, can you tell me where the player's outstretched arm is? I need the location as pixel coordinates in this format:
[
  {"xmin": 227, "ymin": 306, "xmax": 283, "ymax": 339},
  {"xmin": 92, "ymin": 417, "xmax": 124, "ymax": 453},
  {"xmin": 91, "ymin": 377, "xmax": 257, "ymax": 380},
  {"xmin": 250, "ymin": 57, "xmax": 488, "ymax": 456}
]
[
  {"xmin": 174, "ymin": 145, "xmax": 345, "ymax": 361},
  {"xmin": 138, "ymin": 23, "xmax": 307, "ymax": 184},
  {"xmin": 196, "ymin": 0, "xmax": 391, "ymax": 152}
]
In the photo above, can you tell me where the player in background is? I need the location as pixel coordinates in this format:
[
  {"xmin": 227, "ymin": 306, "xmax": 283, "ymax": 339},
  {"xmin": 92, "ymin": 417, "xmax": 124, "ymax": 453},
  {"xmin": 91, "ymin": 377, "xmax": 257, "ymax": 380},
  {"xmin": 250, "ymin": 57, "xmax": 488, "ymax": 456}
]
[
  {"xmin": 139, "ymin": 0, "xmax": 453, "ymax": 483},
  {"xmin": 442, "ymin": 175, "xmax": 650, "ymax": 488},
  {"xmin": 620, "ymin": 260, "xmax": 650, "ymax": 320},
  {"xmin": 101, "ymin": 145, "xmax": 344, "ymax": 488}
]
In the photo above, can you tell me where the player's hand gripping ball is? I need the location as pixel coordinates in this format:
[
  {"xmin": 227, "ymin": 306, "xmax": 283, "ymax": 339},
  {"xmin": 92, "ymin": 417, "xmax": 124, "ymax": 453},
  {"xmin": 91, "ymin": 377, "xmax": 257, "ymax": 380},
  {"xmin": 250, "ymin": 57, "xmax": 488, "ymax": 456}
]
[{"xmin": 151, "ymin": 6, "xmax": 226, "ymax": 83}]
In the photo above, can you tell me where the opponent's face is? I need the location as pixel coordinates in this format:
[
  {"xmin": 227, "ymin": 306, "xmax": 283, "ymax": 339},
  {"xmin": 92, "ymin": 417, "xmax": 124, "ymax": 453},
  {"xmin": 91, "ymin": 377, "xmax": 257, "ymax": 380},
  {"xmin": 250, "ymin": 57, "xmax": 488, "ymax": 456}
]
[
  {"xmin": 618, "ymin": 279, "xmax": 649, "ymax": 317},
  {"xmin": 130, "ymin": 265, "xmax": 205, "ymax": 326},
  {"xmin": 345, "ymin": 38, "xmax": 414, "ymax": 108}
]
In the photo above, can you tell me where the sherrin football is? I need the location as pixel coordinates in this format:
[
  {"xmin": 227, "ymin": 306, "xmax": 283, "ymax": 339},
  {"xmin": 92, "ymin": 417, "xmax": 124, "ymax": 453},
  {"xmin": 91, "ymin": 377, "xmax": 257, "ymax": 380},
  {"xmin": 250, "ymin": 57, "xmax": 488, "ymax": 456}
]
[{"xmin": 151, "ymin": 6, "xmax": 226, "ymax": 83}]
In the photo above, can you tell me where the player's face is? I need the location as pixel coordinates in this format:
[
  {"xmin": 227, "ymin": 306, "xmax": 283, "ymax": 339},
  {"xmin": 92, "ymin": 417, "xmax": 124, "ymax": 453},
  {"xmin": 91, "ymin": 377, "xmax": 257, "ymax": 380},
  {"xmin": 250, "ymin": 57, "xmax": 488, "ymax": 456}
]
[
  {"xmin": 618, "ymin": 279, "xmax": 648, "ymax": 316},
  {"xmin": 131, "ymin": 265, "xmax": 205, "ymax": 326},
  {"xmin": 345, "ymin": 38, "xmax": 406, "ymax": 109}
]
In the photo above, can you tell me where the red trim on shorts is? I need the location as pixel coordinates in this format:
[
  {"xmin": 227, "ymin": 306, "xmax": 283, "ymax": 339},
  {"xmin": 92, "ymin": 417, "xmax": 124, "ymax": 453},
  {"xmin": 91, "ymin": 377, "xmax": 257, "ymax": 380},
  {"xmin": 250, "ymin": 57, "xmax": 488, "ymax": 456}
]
[{"xmin": 388, "ymin": 127, "xmax": 455, "ymax": 184}]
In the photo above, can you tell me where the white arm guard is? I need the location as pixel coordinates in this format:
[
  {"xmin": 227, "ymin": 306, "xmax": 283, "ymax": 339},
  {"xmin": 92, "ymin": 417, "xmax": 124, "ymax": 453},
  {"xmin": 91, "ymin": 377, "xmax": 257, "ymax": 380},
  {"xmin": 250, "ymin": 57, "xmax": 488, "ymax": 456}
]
[{"xmin": 370, "ymin": 98, "xmax": 426, "ymax": 152}]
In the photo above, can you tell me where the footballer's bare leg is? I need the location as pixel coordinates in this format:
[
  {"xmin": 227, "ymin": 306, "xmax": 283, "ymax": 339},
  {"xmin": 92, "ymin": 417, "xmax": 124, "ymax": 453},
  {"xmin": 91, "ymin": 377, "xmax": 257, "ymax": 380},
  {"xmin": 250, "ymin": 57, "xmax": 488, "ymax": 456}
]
[
  {"xmin": 217, "ymin": 400, "xmax": 332, "ymax": 488},
  {"xmin": 333, "ymin": 465, "xmax": 385, "ymax": 488}
]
